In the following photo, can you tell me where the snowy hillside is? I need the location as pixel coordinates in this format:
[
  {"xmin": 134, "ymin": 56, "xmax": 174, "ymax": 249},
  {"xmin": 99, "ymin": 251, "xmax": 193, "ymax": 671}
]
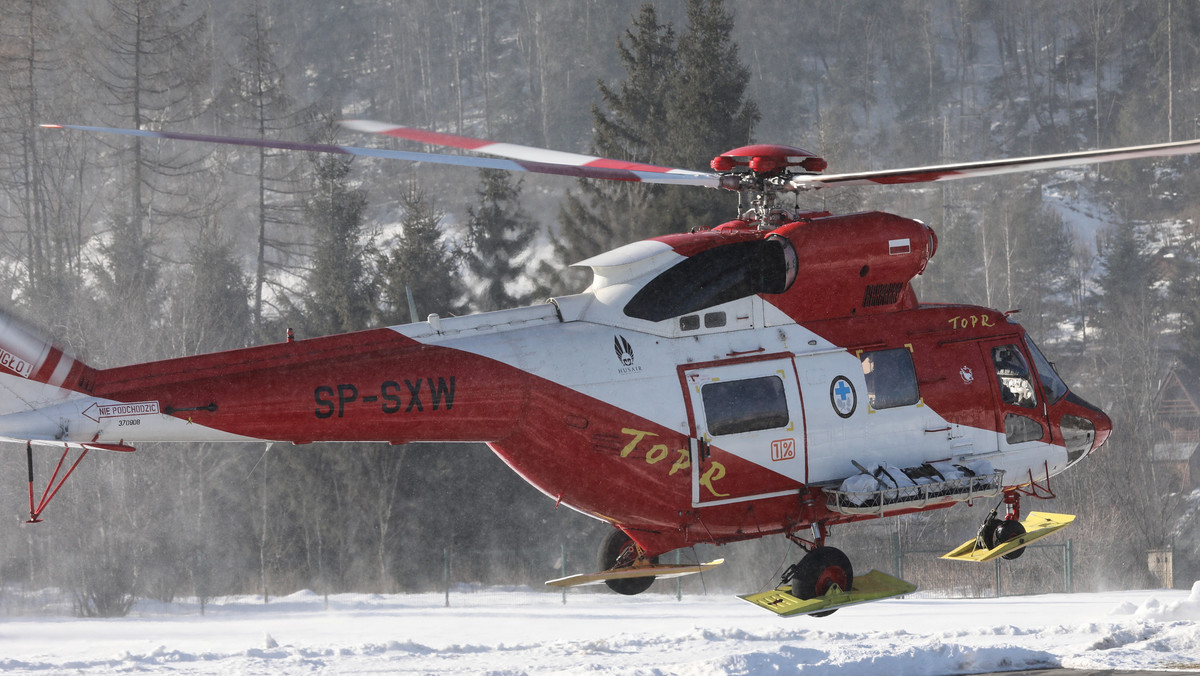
[{"xmin": 1, "ymin": 583, "xmax": 1198, "ymax": 674}]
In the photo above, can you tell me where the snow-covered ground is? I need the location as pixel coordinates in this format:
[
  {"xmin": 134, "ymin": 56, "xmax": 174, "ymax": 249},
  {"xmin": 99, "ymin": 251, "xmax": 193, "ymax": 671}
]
[{"xmin": 1, "ymin": 583, "xmax": 1198, "ymax": 675}]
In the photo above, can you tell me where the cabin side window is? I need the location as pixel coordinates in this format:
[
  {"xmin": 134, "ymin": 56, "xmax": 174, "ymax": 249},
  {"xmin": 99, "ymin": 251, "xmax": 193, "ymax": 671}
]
[
  {"xmin": 624, "ymin": 236, "xmax": 798, "ymax": 322},
  {"xmin": 859, "ymin": 348, "xmax": 920, "ymax": 410},
  {"xmin": 701, "ymin": 375, "xmax": 790, "ymax": 436}
]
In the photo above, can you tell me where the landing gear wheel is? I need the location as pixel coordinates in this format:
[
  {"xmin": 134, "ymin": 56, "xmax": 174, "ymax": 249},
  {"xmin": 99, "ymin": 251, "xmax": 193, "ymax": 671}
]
[
  {"xmin": 994, "ymin": 520, "xmax": 1027, "ymax": 560},
  {"xmin": 791, "ymin": 547, "xmax": 854, "ymax": 617},
  {"xmin": 979, "ymin": 516, "xmax": 1003, "ymax": 549},
  {"xmin": 598, "ymin": 529, "xmax": 658, "ymax": 596}
]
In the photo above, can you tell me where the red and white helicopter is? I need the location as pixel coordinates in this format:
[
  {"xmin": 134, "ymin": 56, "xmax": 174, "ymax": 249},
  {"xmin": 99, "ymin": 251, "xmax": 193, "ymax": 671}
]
[{"xmin": 4, "ymin": 120, "xmax": 1196, "ymax": 615}]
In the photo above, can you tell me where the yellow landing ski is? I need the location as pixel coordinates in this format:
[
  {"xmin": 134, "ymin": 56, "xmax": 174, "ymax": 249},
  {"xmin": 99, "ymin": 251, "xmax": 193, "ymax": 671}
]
[
  {"xmin": 739, "ymin": 570, "xmax": 917, "ymax": 617},
  {"xmin": 942, "ymin": 511, "xmax": 1075, "ymax": 562},
  {"xmin": 545, "ymin": 558, "xmax": 724, "ymax": 588}
]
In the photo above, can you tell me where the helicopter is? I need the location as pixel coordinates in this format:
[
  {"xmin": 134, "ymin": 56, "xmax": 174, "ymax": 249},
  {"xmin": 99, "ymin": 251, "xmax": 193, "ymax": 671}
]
[{"xmin": 4, "ymin": 120, "xmax": 1196, "ymax": 616}]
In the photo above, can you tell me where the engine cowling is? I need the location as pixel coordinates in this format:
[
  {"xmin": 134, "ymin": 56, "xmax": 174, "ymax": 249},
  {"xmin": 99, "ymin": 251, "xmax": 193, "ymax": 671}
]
[{"xmin": 764, "ymin": 212, "xmax": 937, "ymax": 321}]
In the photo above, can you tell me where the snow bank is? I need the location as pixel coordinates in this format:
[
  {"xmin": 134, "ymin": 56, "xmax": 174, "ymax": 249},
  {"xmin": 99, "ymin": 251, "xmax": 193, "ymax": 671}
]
[{"xmin": 0, "ymin": 586, "xmax": 1197, "ymax": 674}]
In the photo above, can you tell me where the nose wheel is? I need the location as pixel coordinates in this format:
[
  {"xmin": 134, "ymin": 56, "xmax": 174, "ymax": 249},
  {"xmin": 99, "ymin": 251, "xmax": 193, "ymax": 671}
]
[{"xmin": 977, "ymin": 494, "xmax": 1029, "ymax": 560}]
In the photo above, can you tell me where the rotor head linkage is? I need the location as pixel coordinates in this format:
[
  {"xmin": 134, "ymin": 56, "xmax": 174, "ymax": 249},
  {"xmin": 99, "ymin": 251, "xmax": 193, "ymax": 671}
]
[{"xmin": 711, "ymin": 145, "xmax": 827, "ymax": 227}]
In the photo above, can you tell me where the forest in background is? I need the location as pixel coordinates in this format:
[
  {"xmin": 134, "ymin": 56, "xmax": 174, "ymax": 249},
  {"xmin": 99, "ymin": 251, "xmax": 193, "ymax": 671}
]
[{"xmin": 2, "ymin": 0, "xmax": 1200, "ymax": 615}]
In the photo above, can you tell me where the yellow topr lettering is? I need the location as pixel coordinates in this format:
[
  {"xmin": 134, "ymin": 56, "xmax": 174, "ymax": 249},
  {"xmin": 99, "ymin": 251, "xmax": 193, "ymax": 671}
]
[
  {"xmin": 700, "ymin": 462, "xmax": 729, "ymax": 497},
  {"xmin": 668, "ymin": 449, "xmax": 691, "ymax": 476},
  {"xmin": 645, "ymin": 444, "xmax": 669, "ymax": 464},
  {"xmin": 620, "ymin": 428, "xmax": 658, "ymax": 458},
  {"xmin": 949, "ymin": 313, "xmax": 996, "ymax": 330}
]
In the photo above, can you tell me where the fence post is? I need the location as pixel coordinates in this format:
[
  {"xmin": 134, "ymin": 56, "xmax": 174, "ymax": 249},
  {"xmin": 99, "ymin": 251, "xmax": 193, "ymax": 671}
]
[
  {"xmin": 994, "ymin": 558, "xmax": 1001, "ymax": 598},
  {"xmin": 561, "ymin": 543, "xmax": 567, "ymax": 605},
  {"xmin": 892, "ymin": 530, "xmax": 902, "ymax": 579},
  {"xmin": 321, "ymin": 549, "xmax": 328, "ymax": 611},
  {"xmin": 1065, "ymin": 539, "xmax": 1073, "ymax": 593},
  {"xmin": 676, "ymin": 550, "xmax": 682, "ymax": 601},
  {"xmin": 444, "ymin": 548, "xmax": 450, "ymax": 608}
]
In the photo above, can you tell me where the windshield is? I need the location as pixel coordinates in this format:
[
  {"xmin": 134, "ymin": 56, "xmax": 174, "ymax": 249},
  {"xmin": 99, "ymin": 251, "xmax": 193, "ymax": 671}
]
[
  {"xmin": 1024, "ymin": 337, "xmax": 1068, "ymax": 404},
  {"xmin": 624, "ymin": 236, "xmax": 797, "ymax": 322}
]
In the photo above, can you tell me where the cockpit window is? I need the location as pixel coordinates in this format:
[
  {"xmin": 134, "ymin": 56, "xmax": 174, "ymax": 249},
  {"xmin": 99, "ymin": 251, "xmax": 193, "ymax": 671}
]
[
  {"xmin": 992, "ymin": 344, "xmax": 1037, "ymax": 408},
  {"xmin": 624, "ymin": 236, "xmax": 797, "ymax": 322},
  {"xmin": 1024, "ymin": 337, "xmax": 1068, "ymax": 404}
]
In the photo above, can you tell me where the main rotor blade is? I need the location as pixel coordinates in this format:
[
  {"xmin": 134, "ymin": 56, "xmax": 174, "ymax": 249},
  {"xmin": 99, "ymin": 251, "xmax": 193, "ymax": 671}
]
[
  {"xmin": 341, "ymin": 119, "xmax": 719, "ymax": 184},
  {"xmin": 789, "ymin": 137, "xmax": 1200, "ymax": 189},
  {"xmin": 39, "ymin": 124, "xmax": 721, "ymax": 187}
]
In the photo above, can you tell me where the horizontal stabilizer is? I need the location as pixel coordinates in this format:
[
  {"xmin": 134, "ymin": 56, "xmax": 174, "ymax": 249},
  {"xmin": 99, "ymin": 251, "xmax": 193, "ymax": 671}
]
[
  {"xmin": 740, "ymin": 570, "xmax": 917, "ymax": 617},
  {"xmin": 941, "ymin": 511, "xmax": 1076, "ymax": 562},
  {"xmin": 545, "ymin": 558, "xmax": 724, "ymax": 588}
]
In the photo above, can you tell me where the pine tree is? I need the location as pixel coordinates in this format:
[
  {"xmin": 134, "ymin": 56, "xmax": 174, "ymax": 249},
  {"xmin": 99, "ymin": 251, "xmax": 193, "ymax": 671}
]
[
  {"xmin": 168, "ymin": 235, "xmax": 253, "ymax": 355},
  {"xmin": 664, "ymin": 0, "xmax": 759, "ymax": 171},
  {"xmin": 1095, "ymin": 223, "xmax": 1158, "ymax": 338},
  {"xmin": 376, "ymin": 183, "xmax": 465, "ymax": 325},
  {"xmin": 465, "ymin": 170, "xmax": 538, "ymax": 311},
  {"xmin": 88, "ymin": 0, "xmax": 211, "ymax": 307},
  {"xmin": 222, "ymin": 0, "xmax": 308, "ymax": 334},
  {"xmin": 548, "ymin": 0, "xmax": 758, "ymax": 292},
  {"xmin": 968, "ymin": 180, "xmax": 1073, "ymax": 339},
  {"xmin": 1169, "ymin": 220, "xmax": 1200, "ymax": 370},
  {"xmin": 1081, "ymin": 219, "xmax": 1181, "ymax": 560},
  {"xmin": 91, "ymin": 211, "xmax": 161, "ymax": 331},
  {"xmin": 1008, "ymin": 190, "xmax": 1073, "ymax": 340},
  {"xmin": 549, "ymin": 2, "xmax": 677, "ymax": 294},
  {"xmin": 654, "ymin": 0, "xmax": 759, "ymax": 234},
  {"xmin": 297, "ymin": 152, "xmax": 373, "ymax": 336},
  {"xmin": 594, "ymin": 3, "xmax": 677, "ymax": 170},
  {"xmin": 0, "ymin": 0, "xmax": 81, "ymax": 313}
]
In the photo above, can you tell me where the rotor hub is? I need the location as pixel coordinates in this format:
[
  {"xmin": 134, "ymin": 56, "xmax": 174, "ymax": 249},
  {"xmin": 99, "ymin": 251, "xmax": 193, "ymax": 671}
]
[
  {"xmin": 712, "ymin": 145, "xmax": 826, "ymax": 228},
  {"xmin": 711, "ymin": 144, "xmax": 826, "ymax": 178}
]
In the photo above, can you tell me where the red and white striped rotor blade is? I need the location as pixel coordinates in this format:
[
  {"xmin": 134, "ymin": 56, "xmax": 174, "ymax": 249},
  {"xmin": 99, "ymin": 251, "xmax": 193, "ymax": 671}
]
[
  {"xmin": 340, "ymin": 119, "xmax": 720, "ymax": 187},
  {"xmin": 789, "ymin": 137, "xmax": 1200, "ymax": 190},
  {"xmin": 40, "ymin": 123, "xmax": 720, "ymax": 187}
]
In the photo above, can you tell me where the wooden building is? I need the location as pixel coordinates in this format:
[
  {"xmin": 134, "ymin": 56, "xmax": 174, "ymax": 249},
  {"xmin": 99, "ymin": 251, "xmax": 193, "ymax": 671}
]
[{"xmin": 1152, "ymin": 365, "xmax": 1200, "ymax": 492}]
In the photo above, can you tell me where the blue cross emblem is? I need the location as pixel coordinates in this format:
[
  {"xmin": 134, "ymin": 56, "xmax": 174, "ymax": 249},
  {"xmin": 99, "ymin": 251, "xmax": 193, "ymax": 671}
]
[{"xmin": 830, "ymin": 376, "xmax": 856, "ymax": 418}]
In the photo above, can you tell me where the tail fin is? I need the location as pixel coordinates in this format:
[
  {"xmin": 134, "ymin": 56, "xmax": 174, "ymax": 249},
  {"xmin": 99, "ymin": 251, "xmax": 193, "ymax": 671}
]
[{"xmin": 0, "ymin": 309, "xmax": 95, "ymax": 418}]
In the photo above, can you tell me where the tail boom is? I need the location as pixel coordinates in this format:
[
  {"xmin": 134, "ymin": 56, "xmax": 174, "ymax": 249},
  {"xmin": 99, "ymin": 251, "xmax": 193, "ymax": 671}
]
[
  {"xmin": 2, "ymin": 319, "xmax": 528, "ymax": 448},
  {"xmin": 0, "ymin": 311, "xmax": 95, "ymax": 417}
]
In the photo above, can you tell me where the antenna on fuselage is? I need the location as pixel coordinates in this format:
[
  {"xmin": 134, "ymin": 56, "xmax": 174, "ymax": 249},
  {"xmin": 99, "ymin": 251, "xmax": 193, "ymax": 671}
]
[{"xmin": 406, "ymin": 285, "xmax": 419, "ymax": 324}]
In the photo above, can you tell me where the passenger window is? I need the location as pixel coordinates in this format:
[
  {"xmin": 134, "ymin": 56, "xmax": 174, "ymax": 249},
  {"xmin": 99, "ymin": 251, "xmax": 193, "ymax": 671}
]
[
  {"xmin": 701, "ymin": 376, "xmax": 789, "ymax": 436},
  {"xmin": 992, "ymin": 345, "xmax": 1037, "ymax": 408},
  {"xmin": 859, "ymin": 348, "xmax": 920, "ymax": 410}
]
